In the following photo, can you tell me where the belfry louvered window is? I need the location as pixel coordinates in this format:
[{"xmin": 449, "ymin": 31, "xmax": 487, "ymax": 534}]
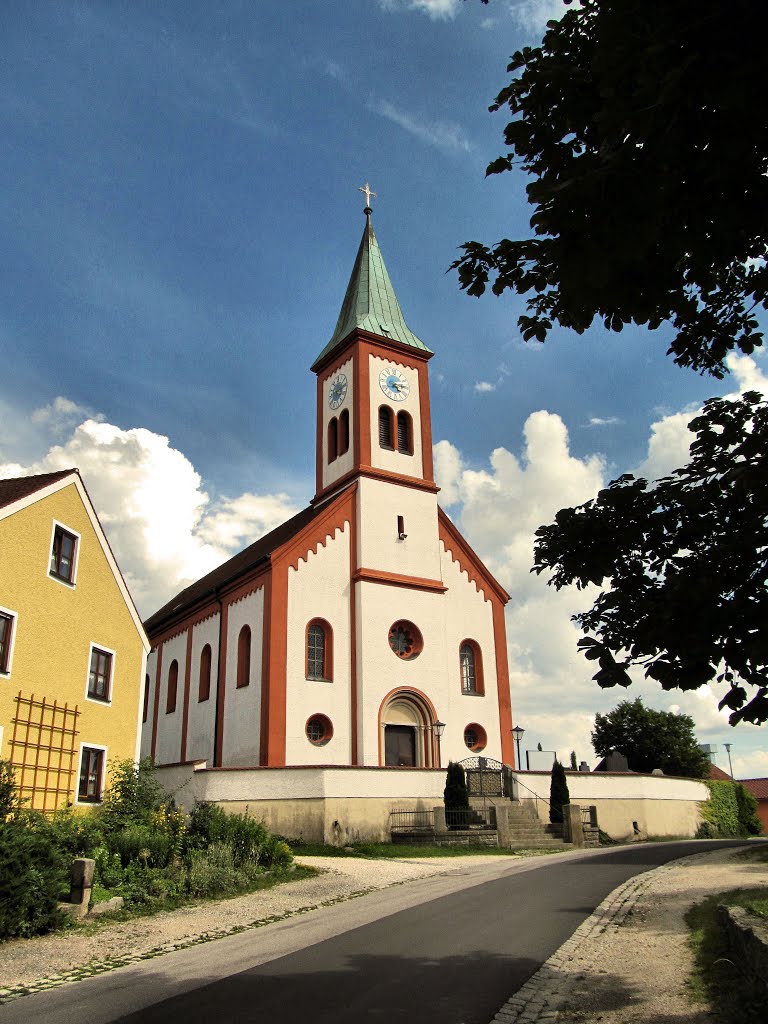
[
  {"xmin": 379, "ymin": 406, "xmax": 394, "ymax": 449},
  {"xmin": 397, "ymin": 411, "xmax": 412, "ymax": 455},
  {"xmin": 339, "ymin": 409, "xmax": 350, "ymax": 455},
  {"xmin": 328, "ymin": 417, "xmax": 338, "ymax": 463}
]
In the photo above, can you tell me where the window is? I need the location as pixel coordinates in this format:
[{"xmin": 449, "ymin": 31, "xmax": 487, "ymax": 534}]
[
  {"xmin": 328, "ymin": 417, "xmax": 338, "ymax": 463},
  {"xmin": 166, "ymin": 659, "xmax": 178, "ymax": 713},
  {"xmin": 0, "ymin": 611, "xmax": 15, "ymax": 674},
  {"xmin": 397, "ymin": 411, "xmax": 413, "ymax": 455},
  {"xmin": 305, "ymin": 714, "xmax": 333, "ymax": 746},
  {"xmin": 78, "ymin": 746, "xmax": 105, "ymax": 803},
  {"xmin": 460, "ymin": 641, "xmax": 484, "ymax": 695},
  {"xmin": 236, "ymin": 625, "xmax": 251, "ymax": 687},
  {"xmin": 143, "ymin": 674, "xmax": 150, "ymax": 723},
  {"xmin": 50, "ymin": 524, "xmax": 78, "ymax": 583},
  {"xmin": 88, "ymin": 646, "xmax": 113, "ymax": 702},
  {"xmin": 388, "ymin": 620, "xmax": 423, "ymax": 660},
  {"xmin": 378, "ymin": 406, "xmax": 394, "ymax": 449},
  {"xmin": 306, "ymin": 619, "xmax": 333, "ymax": 680},
  {"xmin": 199, "ymin": 644, "xmax": 212, "ymax": 701},
  {"xmin": 464, "ymin": 723, "xmax": 487, "ymax": 752},
  {"xmin": 339, "ymin": 409, "xmax": 350, "ymax": 455}
]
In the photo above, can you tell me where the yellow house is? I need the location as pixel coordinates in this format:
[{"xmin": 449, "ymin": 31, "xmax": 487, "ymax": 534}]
[{"xmin": 0, "ymin": 469, "xmax": 149, "ymax": 811}]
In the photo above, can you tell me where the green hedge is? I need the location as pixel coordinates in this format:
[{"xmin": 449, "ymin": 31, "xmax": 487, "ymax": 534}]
[{"xmin": 698, "ymin": 779, "xmax": 761, "ymax": 837}]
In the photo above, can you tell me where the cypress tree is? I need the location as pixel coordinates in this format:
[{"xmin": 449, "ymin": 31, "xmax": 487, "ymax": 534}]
[
  {"xmin": 549, "ymin": 759, "xmax": 570, "ymax": 824},
  {"xmin": 443, "ymin": 761, "xmax": 470, "ymax": 828}
]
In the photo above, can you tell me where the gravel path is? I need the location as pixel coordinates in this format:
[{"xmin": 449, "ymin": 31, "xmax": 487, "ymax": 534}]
[{"xmin": 1, "ymin": 845, "xmax": 764, "ymax": 1020}]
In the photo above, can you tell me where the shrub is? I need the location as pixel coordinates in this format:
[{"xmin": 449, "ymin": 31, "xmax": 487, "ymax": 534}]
[
  {"xmin": 46, "ymin": 807, "xmax": 106, "ymax": 859},
  {"xmin": 735, "ymin": 784, "xmax": 762, "ymax": 836},
  {"xmin": 549, "ymin": 760, "xmax": 570, "ymax": 824},
  {"xmin": 443, "ymin": 762, "xmax": 470, "ymax": 827},
  {"xmin": 98, "ymin": 758, "xmax": 165, "ymax": 831},
  {"xmin": 109, "ymin": 823, "xmax": 174, "ymax": 868},
  {"xmin": 0, "ymin": 812, "xmax": 68, "ymax": 939},
  {"xmin": 187, "ymin": 803, "xmax": 283, "ymax": 867},
  {"xmin": 187, "ymin": 842, "xmax": 242, "ymax": 897},
  {"xmin": 700, "ymin": 780, "xmax": 740, "ymax": 836}
]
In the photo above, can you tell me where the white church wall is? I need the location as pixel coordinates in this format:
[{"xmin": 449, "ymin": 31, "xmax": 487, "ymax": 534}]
[
  {"xmin": 438, "ymin": 546, "xmax": 502, "ymax": 765},
  {"xmin": 321, "ymin": 355, "xmax": 354, "ymax": 491},
  {"xmin": 139, "ymin": 647, "xmax": 157, "ymax": 758},
  {"xmin": 184, "ymin": 614, "xmax": 220, "ymax": 763},
  {"xmin": 357, "ymin": 477, "xmax": 441, "ymax": 582},
  {"xmin": 222, "ymin": 587, "xmax": 264, "ymax": 766},
  {"xmin": 368, "ymin": 354, "xmax": 423, "ymax": 478},
  {"xmin": 285, "ymin": 523, "xmax": 352, "ymax": 765},
  {"xmin": 154, "ymin": 632, "xmax": 187, "ymax": 765}
]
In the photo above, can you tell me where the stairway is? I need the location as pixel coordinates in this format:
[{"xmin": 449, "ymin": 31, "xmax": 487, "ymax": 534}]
[{"xmin": 471, "ymin": 797, "xmax": 574, "ymax": 849}]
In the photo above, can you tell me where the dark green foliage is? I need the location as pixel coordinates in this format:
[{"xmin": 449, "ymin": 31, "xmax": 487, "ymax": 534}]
[
  {"xmin": 455, "ymin": 0, "xmax": 767, "ymax": 378},
  {"xmin": 569, "ymin": 750, "xmax": 578, "ymax": 770},
  {"xmin": 734, "ymin": 784, "xmax": 762, "ymax": 836},
  {"xmin": 549, "ymin": 760, "xmax": 569, "ymax": 824},
  {"xmin": 187, "ymin": 803, "xmax": 291, "ymax": 868},
  {"xmin": 533, "ymin": 393, "xmax": 768, "ymax": 726},
  {"xmin": 444, "ymin": 761, "xmax": 470, "ymax": 810},
  {"xmin": 698, "ymin": 780, "xmax": 761, "ymax": 837},
  {"xmin": 0, "ymin": 759, "xmax": 22, "ymax": 819},
  {"xmin": 98, "ymin": 757, "xmax": 165, "ymax": 829},
  {"xmin": 0, "ymin": 812, "xmax": 68, "ymax": 939},
  {"xmin": 592, "ymin": 699, "xmax": 710, "ymax": 778}
]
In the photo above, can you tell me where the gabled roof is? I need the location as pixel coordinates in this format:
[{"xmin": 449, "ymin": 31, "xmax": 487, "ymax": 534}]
[
  {"xmin": 312, "ymin": 210, "xmax": 431, "ymax": 370},
  {"xmin": 0, "ymin": 469, "xmax": 76, "ymax": 509},
  {"xmin": 741, "ymin": 778, "xmax": 768, "ymax": 800},
  {"xmin": 709, "ymin": 763, "xmax": 732, "ymax": 781},
  {"xmin": 144, "ymin": 501, "xmax": 324, "ymax": 635},
  {"xmin": 0, "ymin": 468, "xmax": 149, "ymax": 651}
]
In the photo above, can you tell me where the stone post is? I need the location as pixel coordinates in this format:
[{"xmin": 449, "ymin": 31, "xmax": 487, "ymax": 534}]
[
  {"xmin": 563, "ymin": 803, "xmax": 585, "ymax": 848},
  {"xmin": 433, "ymin": 805, "xmax": 447, "ymax": 834},
  {"xmin": 495, "ymin": 803, "xmax": 511, "ymax": 847},
  {"xmin": 69, "ymin": 858, "xmax": 95, "ymax": 918}
]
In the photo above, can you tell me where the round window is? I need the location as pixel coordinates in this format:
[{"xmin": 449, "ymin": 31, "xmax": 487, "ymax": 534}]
[
  {"xmin": 388, "ymin": 620, "xmax": 423, "ymax": 660},
  {"xmin": 464, "ymin": 723, "xmax": 487, "ymax": 752},
  {"xmin": 306, "ymin": 714, "xmax": 333, "ymax": 746}
]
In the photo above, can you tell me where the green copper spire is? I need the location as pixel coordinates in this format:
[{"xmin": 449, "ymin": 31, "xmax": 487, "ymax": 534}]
[{"xmin": 313, "ymin": 203, "xmax": 431, "ymax": 368}]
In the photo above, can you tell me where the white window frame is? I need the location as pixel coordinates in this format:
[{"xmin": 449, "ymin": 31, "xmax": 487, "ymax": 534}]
[
  {"xmin": 0, "ymin": 605, "xmax": 18, "ymax": 677},
  {"xmin": 85, "ymin": 642, "xmax": 116, "ymax": 705},
  {"xmin": 48, "ymin": 519, "xmax": 81, "ymax": 588},
  {"xmin": 75, "ymin": 742, "xmax": 108, "ymax": 805}
]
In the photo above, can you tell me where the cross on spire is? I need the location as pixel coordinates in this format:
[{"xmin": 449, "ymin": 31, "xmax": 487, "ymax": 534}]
[{"xmin": 358, "ymin": 182, "xmax": 376, "ymax": 211}]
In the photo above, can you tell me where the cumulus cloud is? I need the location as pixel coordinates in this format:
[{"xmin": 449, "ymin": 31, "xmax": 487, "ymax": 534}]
[
  {"xmin": 0, "ymin": 406, "xmax": 299, "ymax": 618},
  {"xmin": 587, "ymin": 416, "xmax": 621, "ymax": 427},
  {"xmin": 474, "ymin": 381, "xmax": 495, "ymax": 394},
  {"xmin": 379, "ymin": 0, "xmax": 462, "ymax": 19},
  {"xmin": 368, "ymin": 98, "xmax": 472, "ymax": 154},
  {"xmin": 507, "ymin": 0, "xmax": 568, "ymax": 33}
]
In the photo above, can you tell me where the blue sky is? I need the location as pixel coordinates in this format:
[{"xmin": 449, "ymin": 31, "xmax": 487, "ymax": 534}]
[{"xmin": 2, "ymin": 0, "xmax": 765, "ymax": 776}]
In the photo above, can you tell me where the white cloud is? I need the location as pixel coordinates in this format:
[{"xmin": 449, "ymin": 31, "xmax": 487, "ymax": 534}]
[
  {"xmin": 733, "ymin": 748, "xmax": 768, "ymax": 780},
  {"xmin": 507, "ymin": 0, "xmax": 568, "ymax": 33},
  {"xmin": 1, "ymin": 405, "xmax": 299, "ymax": 618},
  {"xmin": 368, "ymin": 98, "xmax": 472, "ymax": 154},
  {"xmin": 379, "ymin": 0, "xmax": 462, "ymax": 19},
  {"xmin": 587, "ymin": 416, "xmax": 621, "ymax": 427},
  {"xmin": 474, "ymin": 380, "xmax": 495, "ymax": 393}
]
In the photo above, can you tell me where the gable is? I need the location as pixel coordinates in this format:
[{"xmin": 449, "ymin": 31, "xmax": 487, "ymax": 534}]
[{"xmin": 437, "ymin": 507, "xmax": 509, "ymax": 606}]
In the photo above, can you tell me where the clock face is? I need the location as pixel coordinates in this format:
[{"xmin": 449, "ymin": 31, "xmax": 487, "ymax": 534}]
[
  {"xmin": 328, "ymin": 373, "xmax": 348, "ymax": 410},
  {"xmin": 379, "ymin": 367, "xmax": 409, "ymax": 402}
]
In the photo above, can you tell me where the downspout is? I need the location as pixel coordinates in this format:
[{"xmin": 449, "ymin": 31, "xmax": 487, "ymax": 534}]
[{"xmin": 212, "ymin": 587, "xmax": 224, "ymax": 767}]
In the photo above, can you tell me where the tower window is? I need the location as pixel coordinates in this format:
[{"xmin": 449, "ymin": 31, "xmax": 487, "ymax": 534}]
[
  {"xmin": 328, "ymin": 417, "xmax": 338, "ymax": 463},
  {"xmin": 339, "ymin": 409, "xmax": 350, "ymax": 455},
  {"xmin": 378, "ymin": 406, "xmax": 394, "ymax": 449},
  {"xmin": 460, "ymin": 641, "xmax": 484, "ymax": 695},
  {"xmin": 397, "ymin": 411, "xmax": 413, "ymax": 455},
  {"xmin": 236, "ymin": 625, "xmax": 251, "ymax": 688},
  {"xmin": 307, "ymin": 619, "xmax": 333, "ymax": 680}
]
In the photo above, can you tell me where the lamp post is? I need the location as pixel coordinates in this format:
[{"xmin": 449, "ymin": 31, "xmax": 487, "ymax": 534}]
[
  {"xmin": 724, "ymin": 742, "xmax": 734, "ymax": 780},
  {"xmin": 433, "ymin": 720, "xmax": 445, "ymax": 768},
  {"xmin": 512, "ymin": 724, "xmax": 525, "ymax": 770}
]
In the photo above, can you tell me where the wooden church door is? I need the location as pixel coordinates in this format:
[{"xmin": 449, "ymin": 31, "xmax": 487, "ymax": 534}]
[{"xmin": 384, "ymin": 725, "xmax": 416, "ymax": 767}]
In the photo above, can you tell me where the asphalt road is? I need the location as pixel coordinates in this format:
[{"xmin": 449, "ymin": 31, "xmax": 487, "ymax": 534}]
[{"xmin": 7, "ymin": 840, "xmax": 753, "ymax": 1024}]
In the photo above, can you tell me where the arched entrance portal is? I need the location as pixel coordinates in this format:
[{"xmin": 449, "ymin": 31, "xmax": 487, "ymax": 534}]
[{"xmin": 379, "ymin": 688, "xmax": 440, "ymax": 768}]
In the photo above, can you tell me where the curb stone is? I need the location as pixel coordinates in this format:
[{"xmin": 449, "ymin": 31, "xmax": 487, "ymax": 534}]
[{"xmin": 486, "ymin": 852, "xmax": 712, "ymax": 1024}]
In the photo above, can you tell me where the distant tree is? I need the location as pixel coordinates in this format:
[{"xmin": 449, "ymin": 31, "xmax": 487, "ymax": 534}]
[
  {"xmin": 455, "ymin": 0, "xmax": 768, "ymax": 378},
  {"xmin": 443, "ymin": 761, "xmax": 470, "ymax": 828},
  {"xmin": 537, "ymin": 742, "xmax": 543, "ymax": 752},
  {"xmin": 549, "ymin": 760, "xmax": 570, "ymax": 824},
  {"xmin": 569, "ymin": 750, "xmax": 578, "ymax": 771},
  {"xmin": 533, "ymin": 393, "xmax": 768, "ymax": 726},
  {"xmin": 591, "ymin": 699, "xmax": 710, "ymax": 778}
]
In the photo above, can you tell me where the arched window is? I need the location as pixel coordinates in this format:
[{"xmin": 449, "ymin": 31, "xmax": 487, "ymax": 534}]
[
  {"xmin": 166, "ymin": 660, "xmax": 178, "ymax": 714},
  {"xmin": 143, "ymin": 674, "xmax": 150, "ymax": 722},
  {"xmin": 339, "ymin": 408, "xmax": 350, "ymax": 455},
  {"xmin": 236, "ymin": 625, "xmax": 251, "ymax": 688},
  {"xmin": 328, "ymin": 417, "xmax": 338, "ymax": 463},
  {"xmin": 397, "ymin": 411, "xmax": 413, "ymax": 455},
  {"xmin": 378, "ymin": 406, "xmax": 394, "ymax": 449},
  {"xmin": 460, "ymin": 640, "xmax": 484, "ymax": 695},
  {"xmin": 306, "ymin": 619, "xmax": 333, "ymax": 680},
  {"xmin": 199, "ymin": 643, "xmax": 212, "ymax": 702}
]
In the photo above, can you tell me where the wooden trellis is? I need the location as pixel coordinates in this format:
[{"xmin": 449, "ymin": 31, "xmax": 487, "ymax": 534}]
[{"xmin": 9, "ymin": 691, "xmax": 80, "ymax": 813}]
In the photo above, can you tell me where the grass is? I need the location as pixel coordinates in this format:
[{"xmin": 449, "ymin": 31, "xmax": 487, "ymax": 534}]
[
  {"xmin": 287, "ymin": 840, "xmax": 561, "ymax": 859},
  {"xmin": 686, "ymin": 882, "xmax": 768, "ymax": 1023}
]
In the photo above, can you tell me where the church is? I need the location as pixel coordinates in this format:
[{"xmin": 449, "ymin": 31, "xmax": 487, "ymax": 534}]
[{"xmin": 141, "ymin": 195, "xmax": 516, "ymax": 813}]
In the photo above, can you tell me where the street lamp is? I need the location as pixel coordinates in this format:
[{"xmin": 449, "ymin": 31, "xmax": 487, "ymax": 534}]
[
  {"xmin": 433, "ymin": 720, "xmax": 445, "ymax": 767},
  {"xmin": 724, "ymin": 742, "xmax": 734, "ymax": 780},
  {"xmin": 512, "ymin": 724, "xmax": 525, "ymax": 770}
]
